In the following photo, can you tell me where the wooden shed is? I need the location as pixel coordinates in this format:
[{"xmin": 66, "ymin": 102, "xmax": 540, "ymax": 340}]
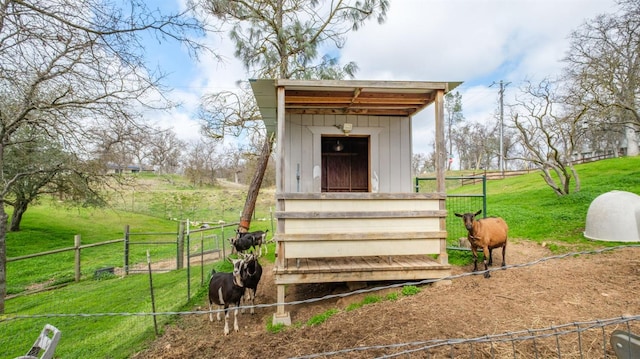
[{"xmin": 249, "ymin": 79, "xmax": 461, "ymax": 325}]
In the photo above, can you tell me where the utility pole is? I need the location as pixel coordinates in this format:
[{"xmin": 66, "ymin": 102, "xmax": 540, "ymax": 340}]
[{"xmin": 491, "ymin": 80, "xmax": 510, "ymax": 172}]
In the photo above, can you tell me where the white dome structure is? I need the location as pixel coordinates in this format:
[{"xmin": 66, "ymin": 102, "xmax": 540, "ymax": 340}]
[{"xmin": 584, "ymin": 190, "xmax": 640, "ymax": 242}]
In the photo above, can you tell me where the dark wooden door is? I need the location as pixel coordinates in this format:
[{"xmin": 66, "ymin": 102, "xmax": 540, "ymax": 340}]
[{"xmin": 321, "ymin": 136, "xmax": 369, "ymax": 192}]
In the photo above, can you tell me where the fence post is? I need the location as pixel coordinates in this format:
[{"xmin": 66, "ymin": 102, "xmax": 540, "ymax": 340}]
[
  {"xmin": 200, "ymin": 231, "xmax": 204, "ymax": 286},
  {"xmin": 177, "ymin": 221, "xmax": 185, "ymax": 269},
  {"xmin": 221, "ymin": 223, "xmax": 226, "ymax": 259},
  {"xmin": 482, "ymin": 176, "xmax": 487, "ymax": 216},
  {"xmin": 146, "ymin": 250, "xmax": 159, "ymax": 336},
  {"xmin": 124, "ymin": 225, "xmax": 130, "ymax": 275},
  {"xmin": 186, "ymin": 219, "xmax": 191, "ymax": 300},
  {"xmin": 74, "ymin": 235, "xmax": 81, "ymax": 282}
]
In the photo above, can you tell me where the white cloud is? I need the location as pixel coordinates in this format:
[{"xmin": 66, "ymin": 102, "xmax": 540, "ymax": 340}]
[
  {"xmin": 161, "ymin": 0, "xmax": 617, "ymax": 155},
  {"xmin": 336, "ymin": 0, "xmax": 616, "ymax": 153}
]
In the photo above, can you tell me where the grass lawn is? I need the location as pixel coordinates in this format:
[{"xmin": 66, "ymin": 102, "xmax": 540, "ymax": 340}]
[{"xmin": 1, "ymin": 268, "xmax": 207, "ymax": 358}]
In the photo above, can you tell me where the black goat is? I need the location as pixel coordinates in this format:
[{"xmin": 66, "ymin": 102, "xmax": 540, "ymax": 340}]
[
  {"xmin": 230, "ymin": 229, "xmax": 269, "ymax": 256},
  {"xmin": 208, "ymin": 258, "xmax": 246, "ymax": 335},
  {"xmin": 240, "ymin": 253, "xmax": 263, "ymax": 315}
]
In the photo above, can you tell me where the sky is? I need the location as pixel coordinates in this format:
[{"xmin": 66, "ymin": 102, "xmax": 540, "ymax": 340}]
[{"xmin": 150, "ymin": 0, "xmax": 619, "ymax": 155}]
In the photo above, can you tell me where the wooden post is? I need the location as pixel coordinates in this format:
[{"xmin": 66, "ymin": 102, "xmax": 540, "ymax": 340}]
[
  {"xmin": 273, "ymin": 284, "xmax": 291, "ymax": 326},
  {"xmin": 434, "ymin": 89, "xmax": 449, "ymax": 265},
  {"xmin": 221, "ymin": 223, "xmax": 226, "ymax": 259},
  {"xmin": 124, "ymin": 225, "xmax": 130, "ymax": 275},
  {"xmin": 74, "ymin": 235, "xmax": 81, "ymax": 282},
  {"xmin": 177, "ymin": 221, "xmax": 185, "ymax": 269}
]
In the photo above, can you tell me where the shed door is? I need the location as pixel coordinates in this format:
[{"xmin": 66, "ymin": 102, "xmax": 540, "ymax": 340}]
[{"xmin": 321, "ymin": 136, "xmax": 369, "ymax": 192}]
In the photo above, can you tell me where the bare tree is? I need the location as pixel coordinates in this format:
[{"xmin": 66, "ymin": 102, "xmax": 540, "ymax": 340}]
[
  {"xmin": 0, "ymin": 0, "xmax": 207, "ymax": 312},
  {"xmin": 196, "ymin": 0, "xmax": 389, "ymax": 232},
  {"xmin": 149, "ymin": 129, "xmax": 185, "ymax": 174},
  {"xmin": 184, "ymin": 139, "xmax": 221, "ymax": 186},
  {"xmin": 445, "ymin": 91, "xmax": 464, "ymax": 170},
  {"xmin": 451, "ymin": 121, "xmax": 497, "ymax": 171},
  {"xmin": 509, "ymin": 79, "xmax": 586, "ymax": 196},
  {"xmin": 563, "ymin": 0, "xmax": 640, "ymax": 156}
]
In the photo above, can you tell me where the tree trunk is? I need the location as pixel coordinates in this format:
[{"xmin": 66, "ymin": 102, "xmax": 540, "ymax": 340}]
[
  {"xmin": 570, "ymin": 164, "xmax": 581, "ymax": 192},
  {"xmin": 10, "ymin": 201, "xmax": 28, "ymax": 232},
  {"xmin": 238, "ymin": 136, "xmax": 273, "ymax": 233},
  {"xmin": 540, "ymin": 168, "xmax": 564, "ymax": 196},
  {"xmin": 625, "ymin": 125, "xmax": 639, "ymax": 156}
]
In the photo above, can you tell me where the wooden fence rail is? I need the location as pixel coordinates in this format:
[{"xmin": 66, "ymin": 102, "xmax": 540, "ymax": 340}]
[
  {"xmin": 7, "ymin": 238, "xmax": 124, "ymax": 262},
  {"xmin": 7, "ymin": 221, "xmax": 240, "ymax": 284},
  {"xmin": 7, "ymin": 237, "xmax": 125, "ymax": 283}
]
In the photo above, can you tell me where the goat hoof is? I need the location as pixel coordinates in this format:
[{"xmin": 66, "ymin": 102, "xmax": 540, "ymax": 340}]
[{"xmin": 483, "ymin": 272, "xmax": 491, "ymax": 279}]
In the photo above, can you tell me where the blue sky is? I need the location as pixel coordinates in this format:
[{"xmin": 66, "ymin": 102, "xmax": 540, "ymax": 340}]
[{"xmin": 148, "ymin": 0, "xmax": 618, "ymax": 155}]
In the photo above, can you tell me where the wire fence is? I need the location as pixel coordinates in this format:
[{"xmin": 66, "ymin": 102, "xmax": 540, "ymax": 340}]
[
  {"xmin": 2, "ymin": 245, "xmax": 639, "ymax": 358},
  {"xmin": 292, "ymin": 315, "xmax": 640, "ymax": 358}
]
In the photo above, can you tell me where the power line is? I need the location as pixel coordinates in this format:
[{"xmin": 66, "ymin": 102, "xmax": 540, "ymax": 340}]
[{"xmin": 490, "ymin": 80, "xmax": 510, "ymax": 172}]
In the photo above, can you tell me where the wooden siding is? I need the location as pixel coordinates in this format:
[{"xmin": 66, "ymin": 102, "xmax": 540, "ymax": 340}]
[
  {"xmin": 284, "ymin": 114, "xmax": 411, "ymax": 193},
  {"xmin": 273, "ymin": 193, "xmax": 448, "ymax": 263}
]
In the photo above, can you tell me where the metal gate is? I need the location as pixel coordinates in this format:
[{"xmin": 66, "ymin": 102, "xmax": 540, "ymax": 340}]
[{"xmin": 415, "ymin": 175, "xmax": 486, "ymax": 246}]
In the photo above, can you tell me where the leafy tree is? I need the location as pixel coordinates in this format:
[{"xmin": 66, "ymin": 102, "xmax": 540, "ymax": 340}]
[
  {"xmin": 0, "ymin": 0, "xmax": 206, "ymax": 312},
  {"xmin": 3, "ymin": 127, "xmax": 67, "ymax": 231},
  {"xmin": 563, "ymin": 0, "xmax": 640, "ymax": 156},
  {"xmin": 197, "ymin": 0, "xmax": 389, "ymax": 232}
]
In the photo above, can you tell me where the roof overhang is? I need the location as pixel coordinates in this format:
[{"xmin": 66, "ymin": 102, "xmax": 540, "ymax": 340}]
[{"xmin": 250, "ymin": 79, "xmax": 462, "ymax": 135}]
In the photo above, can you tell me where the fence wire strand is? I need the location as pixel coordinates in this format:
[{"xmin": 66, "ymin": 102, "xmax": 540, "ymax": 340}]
[{"xmin": 2, "ymin": 244, "xmax": 639, "ymax": 359}]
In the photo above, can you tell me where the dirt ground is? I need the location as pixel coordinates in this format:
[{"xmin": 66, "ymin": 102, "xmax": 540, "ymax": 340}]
[{"xmin": 131, "ymin": 240, "xmax": 640, "ymax": 359}]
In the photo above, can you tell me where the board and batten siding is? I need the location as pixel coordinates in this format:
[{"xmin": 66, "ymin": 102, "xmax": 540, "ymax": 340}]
[{"xmin": 284, "ymin": 113, "xmax": 412, "ymax": 193}]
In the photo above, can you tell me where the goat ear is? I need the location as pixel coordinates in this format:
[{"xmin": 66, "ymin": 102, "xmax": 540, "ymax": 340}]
[
  {"xmin": 454, "ymin": 213, "xmax": 462, "ymax": 217},
  {"xmin": 474, "ymin": 210, "xmax": 482, "ymax": 217}
]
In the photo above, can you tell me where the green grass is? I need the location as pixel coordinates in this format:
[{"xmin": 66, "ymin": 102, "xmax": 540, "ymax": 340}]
[
  {"xmin": 6, "ymin": 202, "xmax": 183, "ymax": 294},
  {"xmin": 2, "ymin": 176, "xmax": 274, "ymax": 358},
  {"xmin": 447, "ymin": 157, "xmax": 640, "ymax": 252},
  {"xmin": 401, "ymin": 285, "xmax": 421, "ymax": 296},
  {"xmin": 1, "ymin": 268, "xmax": 205, "ymax": 358},
  {"xmin": 306, "ymin": 308, "xmax": 339, "ymax": 326},
  {"xmin": 345, "ymin": 294, "xmax": 382, "ymax": 311}
]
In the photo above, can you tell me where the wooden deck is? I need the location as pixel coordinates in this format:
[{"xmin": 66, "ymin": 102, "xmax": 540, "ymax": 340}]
[{"xmin": 274, "ymin": 255, "xmax": 452, "ymax": 285}]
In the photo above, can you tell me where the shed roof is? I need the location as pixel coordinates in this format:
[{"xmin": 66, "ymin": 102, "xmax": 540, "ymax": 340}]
[{"xmin": 250, "ymin": 79, "xmax": 462, "ymax": 134}]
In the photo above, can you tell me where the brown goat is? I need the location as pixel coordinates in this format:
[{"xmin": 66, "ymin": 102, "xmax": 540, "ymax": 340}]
[{"xmin": 454, "ymin": 210, "xmax": 508, "ymax": 278}]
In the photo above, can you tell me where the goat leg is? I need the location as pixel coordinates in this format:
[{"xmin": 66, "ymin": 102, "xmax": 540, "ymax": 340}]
[
  {"xmin": 249, "ymin": 289, "xmax": 256, "ymax": 314},
  {"xmin": 501, "ymin": 242, "xmax": 507, "ymax": 268},
  {"xmin": 223, "ymin": 308, "xmax": 230, "ymax": 335},
  {"xmin": 241, "ymin": 291, "xmax": 250, "ymax": 314},
  {"xmin": 482, "ymin": 246, "xmax": 491, "ymax": 278},
  {"xmin": 233, "ymin": 307, "xmax": 239, "ymax": 332},
  {"xmin": 488, "ymin": 248, "xmax": 494, "ymax": 266},
  {"xmin": 471, "ymin": 246, "xmax": 479, "ymax": 272}
]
